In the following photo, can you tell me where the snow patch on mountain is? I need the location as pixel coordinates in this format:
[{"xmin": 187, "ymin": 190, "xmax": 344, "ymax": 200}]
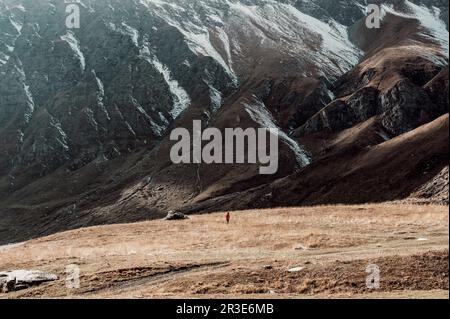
[
  {"xmin": 120, "ymin": 23, "xmax": 140, "ymax": 47},
  {"xmin": 60, "ymin": 31, "xmax": 86, "ymax": 71},
  {"xmin": 208, "ymin": 84, "xmax": 223, "ymax": 112},
  {"xmin": 0, "ymin": 54, "xmax": 7, "ymax": 66},
  {"xmin": 382, "ymin": 1, "xmax": 449, "ymax": 55},
  {"xmin": 10, "ymin": 16, "xmax": 23, "ymax": 34},
  {"xmin": 141, "ymin": 0, "xmax": 361, "ymax": 79},
  {"xmin": 47, "ymin": 115, "xmax": 70, "ymax": 152},
  {"xmin": 141, "ymin": 0, "xmax": 237, "ymax": 82},
  {"xmin": 214, "ymin": 27, "xmax": 233, "ymax": 69},
  {"xmin": 23, "ymin": 83, "xmax": 34, "ymax": 123},
  {"xmin": 0, "ymin": 15, "xmax": 23, "ymax": 66},
  {"xmin": 94, "ymin": 74, "xmax": 105, "ymax": 98},
  {"xmin": 152, "ymin": 58, "xmax": 191, "ymax": 119},
  {"xmin": 244, "ymin": 97, "xmax": 311, "ymax": 168},
  {"xmin": 92, "ymin": 71, "xmax": 111, "ymax": 121},
  {"xmin": 405, "ymin": 1, "xmax": 449, "ymax": 55},
  {"xmin": 139, "ymin": 37, "xmax": 191, "ymax": 120},
  {"xmin": 142, "ymin": 48, "xmax": 191, "ymax": 119},
  {"xmin": 12, "ymin": 62, "xmax": 35, "ymax": 123},
  {"xmin": 228, "ymin": 0, "xmax": 362, "ymax": 74}
]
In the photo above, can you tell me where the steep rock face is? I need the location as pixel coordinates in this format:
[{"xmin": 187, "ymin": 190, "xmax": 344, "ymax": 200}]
[
  {"xmin": 379, "ymin": 79, "xmax": 439, "ymax": 135},
  {"xmin": 0, "ymin": 0, "xmax": 242, "ymax": 178},
  {"xmin": 411, "ymin": 166, "xmax": 449, "ymax": 205},
  {"xmin": 424, "ymin": 68, "xmax": 449, "ymax": 113},
  {"xmin": 295, "ymin": 87, "xmax": 380, "ymax": 135},
  {"xmin": 0, "ymin": 0, "xmax": 367, "ymax": 184}
]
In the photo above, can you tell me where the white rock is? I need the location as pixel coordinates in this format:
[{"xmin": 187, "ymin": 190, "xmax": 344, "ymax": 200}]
[
  {"xmin": 0, "ymin": 270, "xmax": 58, "ymax": 293},
  {"xmin": 288, "ymin": 267, "xmax": 304, "ymax": 273}
]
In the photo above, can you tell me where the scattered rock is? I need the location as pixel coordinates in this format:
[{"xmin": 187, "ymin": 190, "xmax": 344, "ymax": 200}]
[
  {"xmin": 288, "ymin": 267, "xmax": 304, "ymax": 273},
  {"xmin": 263, "ymin": 265, "xmax": 273, "ymax": 270},
  {"xmin": 0, "ymin": 270, "xmax": 58, "ymax": 293},
  {"xmin": 417, "ymin": 237, "xmax": 429, "ymax": 241},
  {"xmin": 164, "ymin": 211, "xmax": 189, "ymax": 221},
  {"xmin": 293, "ymin": 244, "xmax": 308, "ymax": 250}
]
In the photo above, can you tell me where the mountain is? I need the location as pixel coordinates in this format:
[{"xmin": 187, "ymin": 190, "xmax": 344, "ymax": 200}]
[{"xmin": 0, "ymin": 0, "xmax": 448, "ymax": 244}]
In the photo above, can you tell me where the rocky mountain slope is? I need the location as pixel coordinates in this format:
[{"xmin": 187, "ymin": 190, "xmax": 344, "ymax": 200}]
[{"xmin": 0, "ymin": 0, "xmax": 448, "ymax": 244}]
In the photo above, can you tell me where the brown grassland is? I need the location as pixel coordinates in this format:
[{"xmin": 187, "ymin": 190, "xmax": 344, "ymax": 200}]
[{"xmin": 0, "ymin": 203, "xmax": 448, "ymax": 299}]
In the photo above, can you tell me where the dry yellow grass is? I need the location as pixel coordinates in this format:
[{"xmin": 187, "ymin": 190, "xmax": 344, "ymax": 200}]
[{"xmin": 0, "ymin": 203, "xmax": 448, "ymax": 299}]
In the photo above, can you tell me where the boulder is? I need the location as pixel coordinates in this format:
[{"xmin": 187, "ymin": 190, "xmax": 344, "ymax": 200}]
[
  {"xmin": 164, "ymin": 211, "xmax": 189, "ymax": 221},
  {"xmin": 288, "ymin": 267, "xmax": 304, "ymax": 273},
  {"xmin": 0, "ymin": 270, "xmax": 58, "ymax": 293}
]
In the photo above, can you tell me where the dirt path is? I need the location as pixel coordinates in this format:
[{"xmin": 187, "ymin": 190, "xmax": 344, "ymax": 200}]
[{"xmin": 88, "ymin": 262, "xmax": 231, "ymax": 296}]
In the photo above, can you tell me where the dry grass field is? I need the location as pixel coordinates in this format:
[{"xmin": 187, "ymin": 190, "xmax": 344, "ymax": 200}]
[{"xmin": 0, "ymin": 204, "xmax": 448, "ymax": 299}]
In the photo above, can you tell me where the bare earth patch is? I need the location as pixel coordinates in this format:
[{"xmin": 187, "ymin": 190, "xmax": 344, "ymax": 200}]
[{"xmin": 0, "ymin": 204, "xmax": 448, "ymax": 299}]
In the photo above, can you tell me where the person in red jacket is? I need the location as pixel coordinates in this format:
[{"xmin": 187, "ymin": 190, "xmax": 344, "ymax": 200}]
[{"xmin": 225, "ymin": 212, "xmax": 230, "ymax": 225}]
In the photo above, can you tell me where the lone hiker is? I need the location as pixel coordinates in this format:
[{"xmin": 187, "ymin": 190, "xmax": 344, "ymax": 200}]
[{"xmin": 225, "ymin": 212, "xmax": 230, "ymax": 224}]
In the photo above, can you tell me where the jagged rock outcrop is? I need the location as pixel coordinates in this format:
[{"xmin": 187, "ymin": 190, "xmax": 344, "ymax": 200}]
[
  {"xmin": 411, "ymin": 166, "xmax": 449, "ymax": 205},
  {"xmin": 380, "ymin": 79, "xmax": 437, "ymax": 135},
  {"xmin": 295, "ymin": 86, "xmax": 380, "ymax": 135}
]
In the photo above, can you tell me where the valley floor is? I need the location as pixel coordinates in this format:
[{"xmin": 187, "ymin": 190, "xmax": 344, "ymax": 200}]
[{"xmin": 0, "ymin": 204, "xmax": 448, "ymax": 299}]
